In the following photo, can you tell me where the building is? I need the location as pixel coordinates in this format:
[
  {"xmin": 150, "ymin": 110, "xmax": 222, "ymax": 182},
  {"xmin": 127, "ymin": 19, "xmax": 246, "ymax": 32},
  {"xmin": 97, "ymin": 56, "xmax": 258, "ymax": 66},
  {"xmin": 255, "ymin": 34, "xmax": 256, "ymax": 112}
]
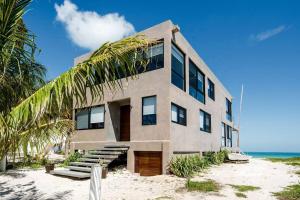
[{"xmin": 70, "ymin": 20, "xmax": 239, "ymax": 176}]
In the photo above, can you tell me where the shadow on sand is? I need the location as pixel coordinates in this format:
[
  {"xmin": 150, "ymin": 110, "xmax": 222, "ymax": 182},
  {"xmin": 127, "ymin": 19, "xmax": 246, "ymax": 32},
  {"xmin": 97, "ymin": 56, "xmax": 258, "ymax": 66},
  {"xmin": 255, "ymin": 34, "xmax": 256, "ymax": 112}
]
[{"xmin": 0, "ymin": 179, "xmax": 73, "ymax": 200}]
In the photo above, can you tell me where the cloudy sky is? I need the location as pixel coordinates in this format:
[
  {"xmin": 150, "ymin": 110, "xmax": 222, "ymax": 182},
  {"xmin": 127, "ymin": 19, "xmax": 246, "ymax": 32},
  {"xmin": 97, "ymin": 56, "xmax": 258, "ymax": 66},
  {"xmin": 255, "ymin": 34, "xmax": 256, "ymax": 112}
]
[{"xmin": 24, "ymin": 0, "xmax": 300, "ymax": 152}]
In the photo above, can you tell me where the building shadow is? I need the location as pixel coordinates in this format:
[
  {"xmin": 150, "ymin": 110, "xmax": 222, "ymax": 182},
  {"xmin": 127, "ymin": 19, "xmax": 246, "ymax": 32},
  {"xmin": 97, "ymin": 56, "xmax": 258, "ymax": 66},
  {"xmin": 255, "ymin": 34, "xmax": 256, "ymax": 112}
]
[{"xmin": 0, "ymin": 180, "xmax": 73, "ymax": 200}]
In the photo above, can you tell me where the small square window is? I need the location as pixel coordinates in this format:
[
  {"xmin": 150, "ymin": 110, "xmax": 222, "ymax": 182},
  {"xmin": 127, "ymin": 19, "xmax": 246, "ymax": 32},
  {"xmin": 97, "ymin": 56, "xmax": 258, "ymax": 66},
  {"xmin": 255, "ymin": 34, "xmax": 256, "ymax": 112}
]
[
  {"xmin": 200, "ymin": 110, "xmax": 211, "ymax": 133},
  {"xmin": 171, "ymin": 103, "xmax": 187, "ymax": 126}
]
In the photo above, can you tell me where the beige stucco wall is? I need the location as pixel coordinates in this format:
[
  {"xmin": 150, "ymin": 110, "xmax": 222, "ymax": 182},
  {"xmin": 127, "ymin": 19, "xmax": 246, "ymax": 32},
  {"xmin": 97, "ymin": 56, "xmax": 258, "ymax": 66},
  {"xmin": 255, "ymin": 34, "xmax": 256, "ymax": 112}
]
[
  {"xmin": 168, "ymin": 27, "xmax": 234, "ymax": 153},
  {"xmin": 70, "ymin": 20, "xmax": 238, "ymax": 174}
]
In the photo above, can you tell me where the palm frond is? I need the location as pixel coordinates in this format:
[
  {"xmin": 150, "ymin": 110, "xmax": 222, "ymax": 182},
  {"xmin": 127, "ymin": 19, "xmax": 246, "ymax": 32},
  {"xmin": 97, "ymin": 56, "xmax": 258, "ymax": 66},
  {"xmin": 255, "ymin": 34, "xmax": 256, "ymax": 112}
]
[{"xmin": 9, "ymin": 36, "xmax": 151, "ymax": 128}]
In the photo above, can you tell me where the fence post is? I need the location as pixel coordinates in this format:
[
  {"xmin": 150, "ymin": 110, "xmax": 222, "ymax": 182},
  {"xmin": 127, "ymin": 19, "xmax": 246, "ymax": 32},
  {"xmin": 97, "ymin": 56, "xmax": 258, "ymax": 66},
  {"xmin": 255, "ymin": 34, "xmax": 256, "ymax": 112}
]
[
  {"xmin": 89, "ymin": 164, "xmax": 102, "ymax": 200},
  {"xmin": 0, "ymin": 155, "xmax": 6, "ymax": 172}
]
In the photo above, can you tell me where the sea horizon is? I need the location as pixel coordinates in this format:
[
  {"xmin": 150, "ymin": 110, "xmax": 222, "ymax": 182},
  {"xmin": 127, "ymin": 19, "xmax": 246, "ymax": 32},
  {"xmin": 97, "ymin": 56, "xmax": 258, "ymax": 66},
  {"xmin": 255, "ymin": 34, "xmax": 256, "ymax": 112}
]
[{"xmin": 245, "ymin": 151, "xmax": 300, "ymax": 158}]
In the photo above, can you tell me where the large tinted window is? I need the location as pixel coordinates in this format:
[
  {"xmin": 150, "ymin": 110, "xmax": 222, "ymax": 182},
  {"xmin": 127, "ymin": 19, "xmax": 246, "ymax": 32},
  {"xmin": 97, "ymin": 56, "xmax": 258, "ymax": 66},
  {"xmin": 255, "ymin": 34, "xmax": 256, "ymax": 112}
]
[
  {"xmin": 75, "ymin": 105, "xmax": 105, "ymax": 130},
  {"xmin": 171, "ymin": 103, "xmax": 187, "ymax": 126},
  {"xmin": 90, "ymin": 106, "xmax": 105, "ymax": 129},
  {"xmin": 208, "ymin": 79, "xmax": 215, "ymax": 100},
  {"xmin": 142, "ymin": 96, "xmax": 157, "ymax": 125},
  {"xmin": 76, "ymin": 109, "xmax": 89, "ymax": 130},
  {"xmin": 189, "ymin": 60, "xmax": 205, "ymax": 103},
  {"xmin": 226, "ymin": 98, "xmax": 232, "ymax": 121},
  {"xmin": 171, "ymin": 44, "xmax": 185, "ymax": 90},
  {"xmin": 200, "ymin": 110, "xmax": 211, "ymax": 133},
  {"xmin": 146, "ymin": 43, "xmax": 164, "ymax": 71}
]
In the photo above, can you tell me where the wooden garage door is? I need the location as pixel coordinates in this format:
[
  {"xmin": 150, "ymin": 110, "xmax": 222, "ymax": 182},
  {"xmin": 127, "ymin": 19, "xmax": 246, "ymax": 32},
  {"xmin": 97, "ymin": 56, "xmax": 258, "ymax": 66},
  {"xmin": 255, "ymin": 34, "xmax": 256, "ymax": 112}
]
[{"xmin": 134, "ymin": 151, "xmax": 162, "ymax": 176}]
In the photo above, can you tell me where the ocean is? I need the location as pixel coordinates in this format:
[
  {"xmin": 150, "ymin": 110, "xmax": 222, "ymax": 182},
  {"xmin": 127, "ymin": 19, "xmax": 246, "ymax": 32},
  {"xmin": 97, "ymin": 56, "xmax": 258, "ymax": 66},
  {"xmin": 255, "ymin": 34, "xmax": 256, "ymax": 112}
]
[{"xmin": 245, "ymin": 152, "xmax": 300, "ymax": 158}]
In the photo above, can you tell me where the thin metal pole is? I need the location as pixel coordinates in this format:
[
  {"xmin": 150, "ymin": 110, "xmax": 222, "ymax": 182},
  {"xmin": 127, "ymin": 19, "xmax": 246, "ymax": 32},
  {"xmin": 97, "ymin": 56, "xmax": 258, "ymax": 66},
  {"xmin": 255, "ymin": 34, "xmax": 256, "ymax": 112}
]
[{"xmin": 237, "ymin": 84, "xmax": 244, "ymax": 148}]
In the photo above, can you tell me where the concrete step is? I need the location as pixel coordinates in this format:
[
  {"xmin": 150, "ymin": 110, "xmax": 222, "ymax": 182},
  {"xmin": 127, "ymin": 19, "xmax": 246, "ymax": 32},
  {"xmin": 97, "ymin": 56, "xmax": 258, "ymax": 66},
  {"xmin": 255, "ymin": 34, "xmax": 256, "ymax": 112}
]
[
  {"xmin": 104, "ymin": 145, "xmax": 130, "ymax": 149},
  {"xmin": 70, "ymin": 162, "xmax": 108, "ymax": 168},
  {"xmin": 83, "ymin": 154, "xmax": 119, "ymax": 159},
  {"xmin": 69, "ymin": 162, "xmax": 94, "ymax": 167},
  {"xmin": 68, "ymin": 166, "xmax": 92, "ymax": 172},
  {"xmin": 89, "ymin": 150, "xmax": 123, "ymax": 155},
  {"xmin": 101, "ymin": 147, "xmax": 128, "ymax": 151},
  {"xmin": 79, "ymin": 158, "xmax": 111, "ymax": 164},
  {"xmin": 79, "ymin": 158, "xmax": 99, "ymax": 163},
  {"xmin": 50, "ymin": 170, "xmax": 90, "ymax": 179}
]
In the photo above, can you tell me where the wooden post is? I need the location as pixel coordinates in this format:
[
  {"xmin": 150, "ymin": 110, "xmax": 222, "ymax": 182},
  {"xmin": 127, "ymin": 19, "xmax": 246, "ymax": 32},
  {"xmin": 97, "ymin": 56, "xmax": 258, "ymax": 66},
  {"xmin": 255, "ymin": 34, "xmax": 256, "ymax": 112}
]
[
  {"xmin": 0, "ymin": 155, "xmax": 6, "ymax": 172},
  {"xmin": 89, "ymin": 164, "xmax": 102, "ymax": 200}
]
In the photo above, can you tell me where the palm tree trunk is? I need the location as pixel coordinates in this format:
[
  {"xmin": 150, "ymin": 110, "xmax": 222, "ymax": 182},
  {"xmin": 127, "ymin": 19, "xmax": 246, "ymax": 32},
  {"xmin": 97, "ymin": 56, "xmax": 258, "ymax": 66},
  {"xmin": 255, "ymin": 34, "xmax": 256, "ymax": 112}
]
[{"xmin": 0, "ymin": 155, "xmax": 6, "ymax": 172}]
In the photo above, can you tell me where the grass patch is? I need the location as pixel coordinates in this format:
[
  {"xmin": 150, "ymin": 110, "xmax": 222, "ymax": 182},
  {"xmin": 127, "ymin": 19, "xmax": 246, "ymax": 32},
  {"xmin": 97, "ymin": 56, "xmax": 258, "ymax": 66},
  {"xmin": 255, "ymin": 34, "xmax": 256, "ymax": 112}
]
[
  {"xmin": 273, "ymin": 184, "xmax": 300, "ymax": 200},
  {"xmin": 235, "ymin": 192, "xmax": 247, "ymax": 198},
  {"xmin": 265, "ymin": 157, "xmax": 300, "ymax": 166},
  {"xmin": 295, "ymin": 170, "xmax": 300, "ymax": 176},
  {"xmin": 186, "ymin": 179, "xmax": 221, "ymax": 192},
  {"xmin": 153, "ymin": 196, "xmax": 173, "ymax": 200},
  {"xmin": 229, "ymin": 184, "xmax": 260, "ymax": 192}
]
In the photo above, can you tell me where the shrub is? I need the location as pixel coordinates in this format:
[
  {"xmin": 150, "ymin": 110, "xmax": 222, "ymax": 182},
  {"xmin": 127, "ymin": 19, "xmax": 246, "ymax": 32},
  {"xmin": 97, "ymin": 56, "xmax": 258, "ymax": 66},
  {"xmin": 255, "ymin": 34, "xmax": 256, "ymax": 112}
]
[
  {"xmin": 204, "ymin": 150, "xmax": 228, "ymax": 165},
  {"xmin": 169, "ymin": 155, "xmax": 201, "ymax": 178},
  {"xmin": 64, "ymin": 152, "xmax": 81, "ymax": 166},
  {"xmin": 169, "ymin": 150, "xmax": 228, "ymax": 178}
]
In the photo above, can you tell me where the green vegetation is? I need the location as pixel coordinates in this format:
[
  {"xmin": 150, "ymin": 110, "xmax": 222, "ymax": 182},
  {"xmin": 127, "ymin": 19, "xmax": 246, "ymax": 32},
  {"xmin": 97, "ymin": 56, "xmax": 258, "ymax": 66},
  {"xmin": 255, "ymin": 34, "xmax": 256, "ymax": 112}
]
[
  {"xmin": 273, "ymin": 184, "xmax": 300, "ymax": 200},
  {"xmin": 63, "ymin": 152, "xmax": 82, "ymax": 166},
  {"xmin": 15, "ymin": 162, "xmax": 42, "ymax": 170},
  {"xmin": 0, "ymin": 0, "xmax": 151, "ymax": 167},
  {"xmin": 265, "ymin": 157, "xmax": 300, "ymax": 166},
  {"xmin": 153, "ymin": 196, "xmax": 173, "ymax": 200},
  {"xmin": 186, "ymin": 179, "xmax": 221, "ymax": 192},
  {"xmin": 235, "ymin": 192, "xmax": 247, "ymax": 198},
  {"xmin": 169, "ymin": 150, "xmax": 228, "ymax": 178},
  {"xmin": 229, "ymin": 184, "xmax": 261, "ymax": 192},
  {"xmin": 295, "ymin": 170, "xmax": 300, "ymax": 176}
]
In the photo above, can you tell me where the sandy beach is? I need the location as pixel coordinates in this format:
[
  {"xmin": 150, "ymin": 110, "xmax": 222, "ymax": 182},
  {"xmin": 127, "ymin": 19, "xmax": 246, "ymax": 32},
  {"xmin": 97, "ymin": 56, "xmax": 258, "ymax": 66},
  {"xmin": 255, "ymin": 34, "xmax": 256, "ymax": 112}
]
[{"xmin": 0, "ymin": 158, "xmax": 299, "ymax": 200}]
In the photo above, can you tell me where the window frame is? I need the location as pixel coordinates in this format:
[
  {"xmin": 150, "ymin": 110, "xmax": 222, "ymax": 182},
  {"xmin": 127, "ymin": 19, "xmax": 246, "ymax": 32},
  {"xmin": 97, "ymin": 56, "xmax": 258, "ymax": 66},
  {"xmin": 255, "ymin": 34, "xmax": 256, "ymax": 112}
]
[
  {"xmin": 226, "ymin": 98, "xmax": 232, "ymax": 121},
  {"xmin": 144, "ymin": 41, "xmax": 164, "ymax": 73},
  {"xmin": 171, "ymin": 42, "xmax": 186, "ymax": 91},
  {"xmin": 207, "ymin": 78, "xmax": 215, "ymax": 101},
  {"xmin": 200, "ymin": 109, "xmax": 211, "ymax": 133},
  {"xmin": 142, "ymin": 95, "xmax": 157, "ymax": 125},
  {"xmin": 75, "ymin": 105, "xmax": 105, "ymax": 130},
  {"xmin": 171, "ymin": 103, "xmax": 187, "ymax": 126},
  {"xmin": 226, "ymin": 124, "xmax": 233, "ymax": 147},
  {"xmin": 221, "ymin": 122, "xmax": 226, "ymax": 147},
  {"xmin": 189, "ymin": 59, "xmax": 205, "ymax": 104}
]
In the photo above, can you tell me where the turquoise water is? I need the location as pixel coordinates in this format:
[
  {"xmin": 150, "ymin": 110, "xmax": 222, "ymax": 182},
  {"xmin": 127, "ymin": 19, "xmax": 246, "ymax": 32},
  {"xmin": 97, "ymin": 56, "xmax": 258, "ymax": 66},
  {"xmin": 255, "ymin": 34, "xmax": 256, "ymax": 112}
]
[{"xmin": 245, "ymin": 152, "xmax": 300, "ymax": 158}]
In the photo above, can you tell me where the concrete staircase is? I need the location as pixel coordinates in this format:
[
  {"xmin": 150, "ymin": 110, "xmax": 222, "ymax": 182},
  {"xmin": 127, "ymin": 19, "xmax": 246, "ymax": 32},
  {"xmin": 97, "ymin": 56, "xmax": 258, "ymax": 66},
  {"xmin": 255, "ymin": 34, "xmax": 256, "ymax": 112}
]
[{"xmin": 50, "ymin": 145, "xmax": 129, "ymax": 179}]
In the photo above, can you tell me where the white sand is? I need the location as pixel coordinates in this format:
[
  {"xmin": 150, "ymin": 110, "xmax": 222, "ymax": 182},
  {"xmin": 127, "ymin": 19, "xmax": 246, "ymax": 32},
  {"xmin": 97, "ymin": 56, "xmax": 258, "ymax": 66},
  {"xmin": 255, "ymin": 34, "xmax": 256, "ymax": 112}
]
[{"xmin": 0, "ymin": 158, "xmax": 299, "ymax": 200}]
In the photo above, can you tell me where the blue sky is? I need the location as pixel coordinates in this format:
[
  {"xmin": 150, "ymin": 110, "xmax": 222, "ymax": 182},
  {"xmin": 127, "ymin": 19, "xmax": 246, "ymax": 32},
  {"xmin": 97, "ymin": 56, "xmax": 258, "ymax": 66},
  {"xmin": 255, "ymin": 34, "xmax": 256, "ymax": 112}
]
[{"xmin": 24, "ymin": 0, "xmax": 300, "ymax": 152}]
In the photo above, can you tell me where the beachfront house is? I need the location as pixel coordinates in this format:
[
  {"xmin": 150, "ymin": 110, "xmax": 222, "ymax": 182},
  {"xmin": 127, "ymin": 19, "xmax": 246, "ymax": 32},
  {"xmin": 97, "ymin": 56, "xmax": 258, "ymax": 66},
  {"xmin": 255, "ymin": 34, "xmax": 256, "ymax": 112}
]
[{"xmin": 52, "ymin": 20, "xmax": 239, "ymax": 178}]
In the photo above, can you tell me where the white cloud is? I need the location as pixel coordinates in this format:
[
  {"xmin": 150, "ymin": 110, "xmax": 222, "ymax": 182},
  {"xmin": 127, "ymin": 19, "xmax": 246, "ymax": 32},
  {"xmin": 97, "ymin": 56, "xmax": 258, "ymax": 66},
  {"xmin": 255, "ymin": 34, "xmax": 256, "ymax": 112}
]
[
  {"xmin": 55, "ymin": 0, "xmax": 135, "ymax": 50},
  {"xmin": 250, "ymin": 25, "xmax": 288, "ymax": 42}
]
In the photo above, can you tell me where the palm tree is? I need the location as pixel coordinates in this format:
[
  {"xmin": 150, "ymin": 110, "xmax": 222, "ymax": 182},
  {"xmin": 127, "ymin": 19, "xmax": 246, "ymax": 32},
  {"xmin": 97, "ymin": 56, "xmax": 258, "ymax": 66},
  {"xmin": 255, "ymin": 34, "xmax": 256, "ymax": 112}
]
[{"xmin": 0, "ymin": 0, "xmax": 151, "ymax": 171}]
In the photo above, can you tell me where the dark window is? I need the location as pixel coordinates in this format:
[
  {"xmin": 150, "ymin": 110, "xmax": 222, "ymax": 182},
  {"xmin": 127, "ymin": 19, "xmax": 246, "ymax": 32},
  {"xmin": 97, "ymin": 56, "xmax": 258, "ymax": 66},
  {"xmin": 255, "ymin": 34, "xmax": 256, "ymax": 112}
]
[
  {"xmin": 75, "ymin": 105, "xmax": 105, "ymax": 130},
  {"xmin": 142, "ymin": 96, "xmax": 157, "ymax": 125},
  {"xmin": 146, "ymin": 43, "xmax": 164, "ymax": 71},
  {"xmin": 171, "ymin": 103, "xmax": 187, "ymax": 126},
  {"xmin": 208, "ymin": 79, "xmax": 215, "ymax": 100},
  {"xmin": 75, "ymin": 108, "xmax": 89, "ymax": 130},
  {"xmin": 171, "ymin": 44, "xmax": 185, "ymax": 91},
  {"xmin": 189, "ymin": 60, "xmax": 205, "ymax": 103},
  {"xmin": 226, "ymin": 98, "xmax": 232, "ymax": 121},
  {"xmin": 200, "ymin": 110, "xmax": 211, "ymax": 133},
  {"xmin": 226, "ymin": 125, "xmax": 232, "ymax": 147}
]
